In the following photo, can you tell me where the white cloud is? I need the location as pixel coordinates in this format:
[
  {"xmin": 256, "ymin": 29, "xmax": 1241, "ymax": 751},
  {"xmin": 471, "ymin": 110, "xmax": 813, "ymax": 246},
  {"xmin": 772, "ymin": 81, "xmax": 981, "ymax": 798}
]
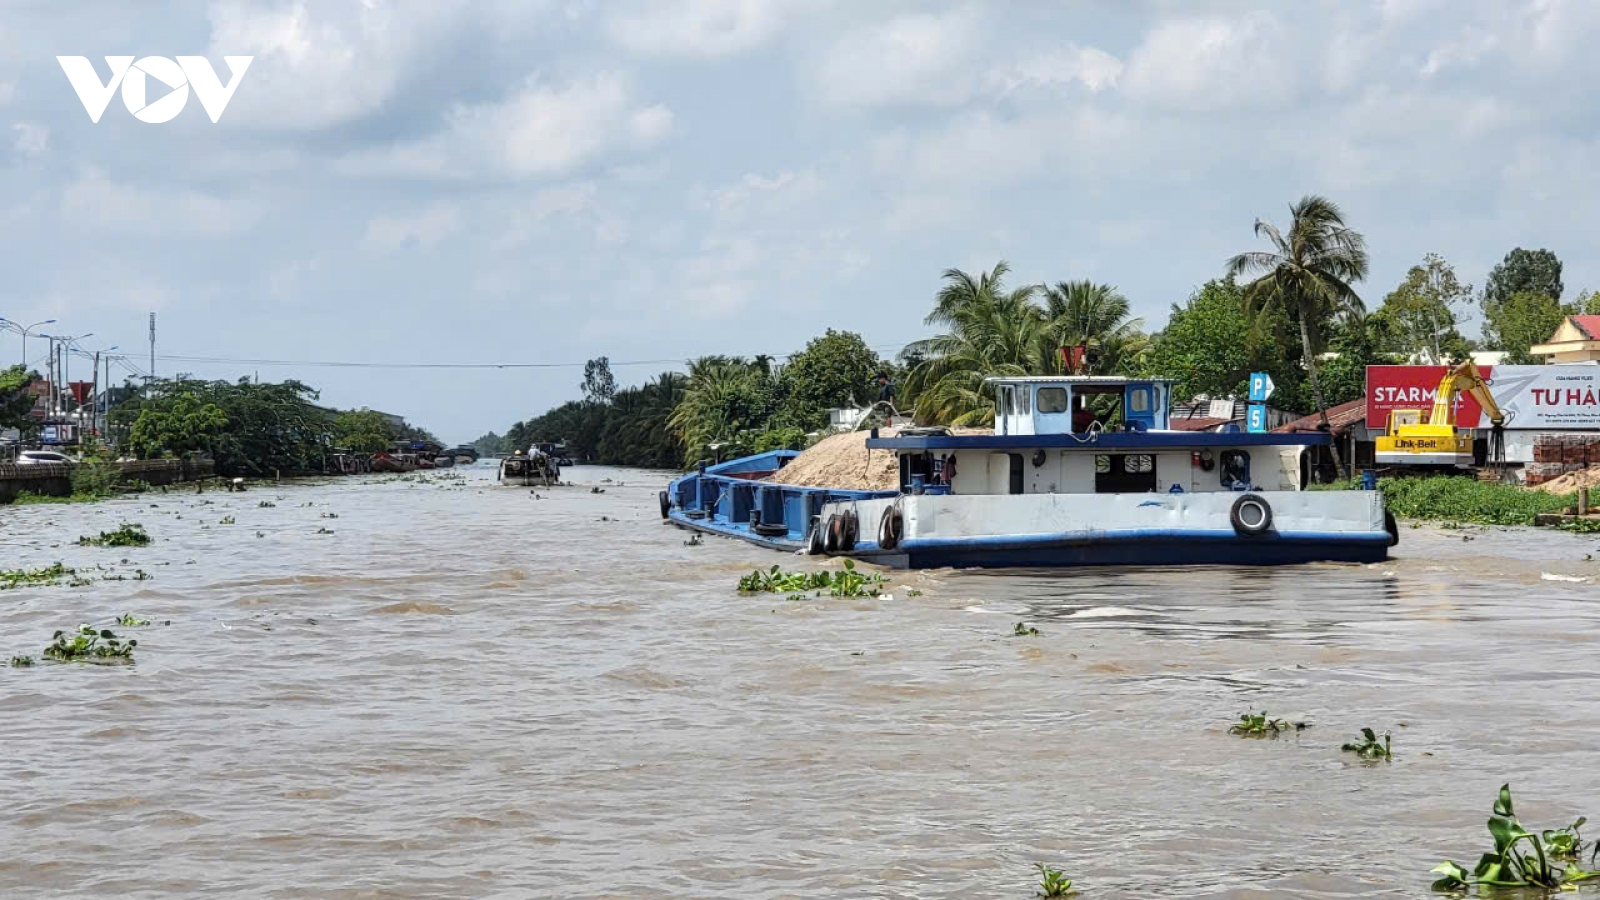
[
  {"xmin": 363, "ymin": 204, "xmax": 461, "ymax": 251},
  {"xmin": 1123, "ymin": 13, "xmax": 1298, "ymax": 111},
  {"xmin": 1421, "ymin": 27, "xmax": 1498, "ymax": 77},
  {"xmin": 990, "ymin": 44, "xmax": 1123, "ymax": 94},
  {"xmin": 702, "ymin": 169, "xmax": 822, "ymax": 219},
  {"xmin": 811, "ymin": 7, "xmax": 984, "ymax": 110},
  {"xmin": 0, "ymin": 82, "xmax": 15, "ymax": 107},
  {"xmin": 340, "ymin": 72, "xmax": 672, "ymax": 179},
  {"xmin": 12, "ymin": 121, "xmax": 48, "ymax": 160},
  {"xmin": 59, "ymin": 166, "xmax": 261, "ymax": 237},
  {"xmin": 604, "ymin": 0, "xmax": 807, "ymax": 59}
]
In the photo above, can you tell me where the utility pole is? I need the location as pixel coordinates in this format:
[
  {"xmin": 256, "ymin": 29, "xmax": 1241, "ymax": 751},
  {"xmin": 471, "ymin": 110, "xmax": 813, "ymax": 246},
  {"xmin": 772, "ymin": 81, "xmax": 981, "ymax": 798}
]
[
  {"xmin": 149, "ymin": 313, "xmax": 156, "ymax": 383},
  {"xmin": 92, "ymin": 351, "xmax": 99, "ymax": 438}
]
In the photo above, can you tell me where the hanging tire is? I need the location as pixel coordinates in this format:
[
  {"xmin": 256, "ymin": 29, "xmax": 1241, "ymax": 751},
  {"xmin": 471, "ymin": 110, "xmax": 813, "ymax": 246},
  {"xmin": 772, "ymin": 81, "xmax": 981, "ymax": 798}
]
[
  {"xmin": 878, "ymin": 507, "xmax": 904, "ymax": 550},
  {"xmin": 1384, "ymin": 510, "xmax": 1400, "ymax": 547},
  {"xmin": 806, "ymin": 516, "xmax": 826, "ymax": 555},
  {"xmin": 824, "ymin": 514, "xmax": 843, "ymax": 552},
  {"xmin": 1229, "ymin": 493, "xmax": 1273, "ymax": 536},
  {"xmin": 658, "ymin": 490, "xmax": 671, "ymax": 519},
  {"xmin": 840, "ymin": 510, "xmax": 859, "ymax": 551}
]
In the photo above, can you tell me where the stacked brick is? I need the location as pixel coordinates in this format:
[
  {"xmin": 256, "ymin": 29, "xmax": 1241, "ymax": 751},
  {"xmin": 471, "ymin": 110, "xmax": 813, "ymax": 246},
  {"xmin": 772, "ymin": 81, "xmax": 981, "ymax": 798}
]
[{"xmin": 1527, "ymin": 434, "xmax": 1600, "ymax": 485}]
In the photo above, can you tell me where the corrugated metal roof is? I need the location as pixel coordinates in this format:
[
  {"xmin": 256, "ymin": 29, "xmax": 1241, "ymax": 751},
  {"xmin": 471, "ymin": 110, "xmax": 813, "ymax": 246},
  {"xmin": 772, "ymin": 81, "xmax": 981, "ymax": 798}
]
[{"xmin": 1273, "ymin": 398, "xmax": 1366, "ymax": 434}]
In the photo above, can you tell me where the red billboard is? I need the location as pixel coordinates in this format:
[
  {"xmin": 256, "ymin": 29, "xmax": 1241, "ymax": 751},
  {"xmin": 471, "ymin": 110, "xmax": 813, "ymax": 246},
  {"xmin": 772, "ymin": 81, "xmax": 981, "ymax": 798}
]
[{"xmin": 1365, "ymin": 365, "xmax": 1492, "ymax": 429}]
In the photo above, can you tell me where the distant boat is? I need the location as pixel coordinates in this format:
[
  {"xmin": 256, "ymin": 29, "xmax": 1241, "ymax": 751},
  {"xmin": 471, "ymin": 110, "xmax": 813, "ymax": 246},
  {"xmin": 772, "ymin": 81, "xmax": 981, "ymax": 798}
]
[{"xmin": 371, "ymin": 452, "xmax": 420, "ymax": 473}]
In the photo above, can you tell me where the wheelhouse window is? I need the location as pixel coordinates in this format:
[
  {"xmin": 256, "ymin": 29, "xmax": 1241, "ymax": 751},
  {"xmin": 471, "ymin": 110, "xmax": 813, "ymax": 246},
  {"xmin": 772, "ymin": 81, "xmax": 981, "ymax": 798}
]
[
  {"xmin": 1094, "ymin": 454, "xmax": 1157, "ymax": 493},
  {"xmin": 1129, "ymin": 388, "xmax": 1149, "ymax": 413},
  {"xmin": 1037, "ymin": 387, "xmax": 1069, "ymax": 414}
]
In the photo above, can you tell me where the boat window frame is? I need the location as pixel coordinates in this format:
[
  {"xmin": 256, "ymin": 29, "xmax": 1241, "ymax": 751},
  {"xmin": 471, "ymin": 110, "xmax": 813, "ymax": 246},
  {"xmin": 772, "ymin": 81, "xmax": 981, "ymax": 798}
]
[{"xmin": 1037, "ymin": 386, "xmax": 1069, "ymax": 414}]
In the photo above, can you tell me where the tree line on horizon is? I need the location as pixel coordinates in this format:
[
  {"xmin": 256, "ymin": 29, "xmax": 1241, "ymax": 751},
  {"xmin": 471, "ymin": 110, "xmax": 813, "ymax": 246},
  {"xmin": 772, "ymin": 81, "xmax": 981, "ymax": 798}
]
[{"xmin": 458, "ymin": 193, "xmax": 1591, "ymax": 470}]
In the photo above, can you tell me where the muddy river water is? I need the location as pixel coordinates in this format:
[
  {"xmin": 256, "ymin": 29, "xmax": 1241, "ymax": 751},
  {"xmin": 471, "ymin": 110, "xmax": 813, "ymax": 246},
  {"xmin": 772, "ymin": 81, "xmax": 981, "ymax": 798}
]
[{"xmin": 3, "ymin": 464, "xmax": 1600, "ymax": 899}]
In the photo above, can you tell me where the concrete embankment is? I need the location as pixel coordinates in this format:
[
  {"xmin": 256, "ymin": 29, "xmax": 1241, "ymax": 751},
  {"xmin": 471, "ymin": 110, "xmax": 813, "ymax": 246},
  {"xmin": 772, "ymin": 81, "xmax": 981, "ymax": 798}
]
[{"xmin": 0, "ymin": 459, "xmax": 216, "ymax": 502}]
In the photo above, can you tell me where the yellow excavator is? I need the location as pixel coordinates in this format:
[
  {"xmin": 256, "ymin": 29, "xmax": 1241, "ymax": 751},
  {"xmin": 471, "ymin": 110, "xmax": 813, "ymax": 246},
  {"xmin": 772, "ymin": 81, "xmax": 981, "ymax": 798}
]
[{"xmin": 1375, "ymin": 359, "xmax": 1505, "ymax": 468}]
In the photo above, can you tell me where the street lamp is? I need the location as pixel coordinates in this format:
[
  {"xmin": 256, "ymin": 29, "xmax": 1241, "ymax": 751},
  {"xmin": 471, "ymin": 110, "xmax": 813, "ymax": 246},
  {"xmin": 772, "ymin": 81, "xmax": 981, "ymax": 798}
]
[
  {"xmin": 38, "ymin": 331, "xmax": 92, "ymax": 425},
  {"xmin": 0, "ymin": 317, "xmax": 57, "ymax": 365}
]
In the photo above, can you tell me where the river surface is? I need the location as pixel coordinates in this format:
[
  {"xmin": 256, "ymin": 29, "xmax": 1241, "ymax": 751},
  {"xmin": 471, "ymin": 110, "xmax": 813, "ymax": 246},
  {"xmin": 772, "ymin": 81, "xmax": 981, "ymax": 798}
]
[{"xmin": 3, "ymin": 464, "xmax": 1600, "ymax": 899}]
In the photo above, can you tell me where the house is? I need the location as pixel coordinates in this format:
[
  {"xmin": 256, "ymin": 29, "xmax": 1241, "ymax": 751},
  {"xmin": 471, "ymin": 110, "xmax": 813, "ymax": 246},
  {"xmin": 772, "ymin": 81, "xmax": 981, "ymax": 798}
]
[
  {"xmin": 1274, "ymin": 398, "xmax": 1374, "ymax": 475},
  {"xmin": 1531, "ymin": 315, "xmax": 1600, "ymax": 363},
  {"xmin": 1168, "ymin": 396, "xmax": 1298, "ymax": 432}
]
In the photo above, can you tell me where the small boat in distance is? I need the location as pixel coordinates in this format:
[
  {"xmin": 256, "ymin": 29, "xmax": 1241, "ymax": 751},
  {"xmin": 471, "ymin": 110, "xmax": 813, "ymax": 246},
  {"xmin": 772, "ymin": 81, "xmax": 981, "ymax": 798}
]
[
  {"xmin": 660, "ymin": 375, "xmax": 1397, "ymax": 569},
  {"xmin": 499, "ymin": 447, "xmax": 561, "ymax": 486}
]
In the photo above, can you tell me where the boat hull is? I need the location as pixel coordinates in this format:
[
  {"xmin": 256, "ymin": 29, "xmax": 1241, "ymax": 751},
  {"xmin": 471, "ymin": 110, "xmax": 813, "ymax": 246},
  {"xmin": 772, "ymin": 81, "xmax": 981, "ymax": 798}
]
[{"xmin": 665, "ymin": 456, "xmax": 1393, "ymax": 569}]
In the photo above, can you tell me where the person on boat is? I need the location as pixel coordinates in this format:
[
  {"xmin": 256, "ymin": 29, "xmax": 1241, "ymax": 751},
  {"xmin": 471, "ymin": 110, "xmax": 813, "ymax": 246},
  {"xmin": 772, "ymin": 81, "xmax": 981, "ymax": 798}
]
[
  {"xmin": 1072, "ymin": 396, "xmax": 1098, "ymax": 432},
  {"xmin": 876, "ymin": 372, "xmax": 897, "ymax": 407}
]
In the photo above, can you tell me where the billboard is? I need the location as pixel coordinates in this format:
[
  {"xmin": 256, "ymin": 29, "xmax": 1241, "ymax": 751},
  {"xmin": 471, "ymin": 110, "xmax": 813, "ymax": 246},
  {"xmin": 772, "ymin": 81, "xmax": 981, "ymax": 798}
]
[{"xmin": 1366, "ymin": 364, "xmax": 1600, "ymax": 430}]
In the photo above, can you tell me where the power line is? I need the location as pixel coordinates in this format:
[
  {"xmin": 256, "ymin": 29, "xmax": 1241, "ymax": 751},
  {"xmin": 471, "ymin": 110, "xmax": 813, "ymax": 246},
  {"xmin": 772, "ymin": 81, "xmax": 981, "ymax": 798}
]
[{"xmin": 140, "ymin": 343, "xmax": 916, "ymax": 371}]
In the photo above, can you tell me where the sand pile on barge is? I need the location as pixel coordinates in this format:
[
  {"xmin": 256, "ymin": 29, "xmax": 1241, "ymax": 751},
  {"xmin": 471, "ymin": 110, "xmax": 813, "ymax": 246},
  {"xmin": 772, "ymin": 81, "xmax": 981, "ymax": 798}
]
[{"xmin": 767, "ymin": 428, "xmax": 901, "ymax": 491}]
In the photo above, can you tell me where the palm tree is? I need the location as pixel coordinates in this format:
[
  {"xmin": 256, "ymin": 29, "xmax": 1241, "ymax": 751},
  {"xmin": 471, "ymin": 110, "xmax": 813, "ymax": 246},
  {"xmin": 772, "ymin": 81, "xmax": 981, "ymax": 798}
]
[
  {"xmin": 1040, "ymin": 280, "xmax": 1148, "ymax": 374},
  {"xmin": 1226, "ymin": 195, "xmax": 1368, "ymax": 477},
  {"xmin": 903, "ymin": 262, "xmax": 1046, "ymax": 425}
]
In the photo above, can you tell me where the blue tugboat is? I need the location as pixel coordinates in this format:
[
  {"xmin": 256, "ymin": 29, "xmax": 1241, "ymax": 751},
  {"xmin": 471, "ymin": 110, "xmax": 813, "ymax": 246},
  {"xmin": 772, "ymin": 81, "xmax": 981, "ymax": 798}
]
[{"xmin": 660, "ymin": 376, "xmax": 1396, "ymax": 569}]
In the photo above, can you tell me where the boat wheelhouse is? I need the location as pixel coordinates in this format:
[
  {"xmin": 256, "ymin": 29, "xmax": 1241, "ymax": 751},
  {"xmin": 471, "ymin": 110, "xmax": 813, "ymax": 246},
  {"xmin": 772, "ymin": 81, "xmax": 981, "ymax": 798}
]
[{"xmin": 660, "ymin": 375, "xmax": 1396, "ymax": 568}]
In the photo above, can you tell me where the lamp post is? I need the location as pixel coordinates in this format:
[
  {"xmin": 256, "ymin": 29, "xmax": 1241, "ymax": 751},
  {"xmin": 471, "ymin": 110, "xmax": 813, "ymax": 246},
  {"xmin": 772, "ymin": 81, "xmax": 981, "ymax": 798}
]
[
  {"xmin": 72, "ymin": 343, "xmax": 118, "ymax": 439},
  {"xmin": 39, "ymin": 331, "xmax": 92, "ymax": 439},
  {"xmin": 0, "ymin": 317, "xmax": 57, "ymax": 366}
]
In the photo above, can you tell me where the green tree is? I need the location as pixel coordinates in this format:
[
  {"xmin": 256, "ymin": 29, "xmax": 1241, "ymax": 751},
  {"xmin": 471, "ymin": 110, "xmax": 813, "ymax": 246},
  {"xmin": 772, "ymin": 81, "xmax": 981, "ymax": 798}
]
[
  {"xmin": 1376, "ymin": 253, "xmax": 1474, "ymax": 364},
  {"xmin": 1226, "ymin": 195, "xmax": 1369, "ymax": 477},
  {"xmin": 1140, "ymin": 279, "xmax": 1309, "ymax": 411},
  {"xmin": 471, "ymin": 431, "xmax": 509, "ymax": 456},
  {"xmin": 1483, "ymin": 247, "xmax": 1563, "ymax": 310},
  {"xmin": 669, "ymin": 357, "xmax": 784, "ymax": 464},
  {"xmin": 126, "ymin": 394, "xmax": 229, "ymax": 460},
  {"xmin": 1315, "ymin": 315, "xmax": 1400, "ymax": 407},
  {"xmin": 331, "ymin": 409, "xmax": 397, "ymax": 452},
  {"xmin": 581, "ymin": 356, "xmax": 617, "ymax": 404},
  {"xmin": 1039, "ymin": 280, "xmax": 1148, "ymax": 374},
  {"xmin": 1484, "ymin": 290, "xmax": 1567, "ymax": 364},
  {"xmin": 0, "ymin": 365, "xmax": 40, "ymax": 435},
  {"xmin": 1572, "ymin": 289, "xmax": 1600, "ymax": 315},
  {"xmin": 778, "ymin": 329, "xmax": 883, "ymax": 429},
  {"xmin": 113, "ymin": 378, "xmax": 340, "ymax": 476},
  {"xmin": 902, "ymin": 261, "xmax": 1046, "ymax": 426}
]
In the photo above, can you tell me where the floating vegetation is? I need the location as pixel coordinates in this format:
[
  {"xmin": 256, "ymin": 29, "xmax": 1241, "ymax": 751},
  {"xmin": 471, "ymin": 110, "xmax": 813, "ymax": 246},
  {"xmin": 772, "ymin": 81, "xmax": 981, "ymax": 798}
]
[
  {"xmin": 316, "ymin": 527, "xmax": 334, "ymax": 535},
  {"xmin": 906, "ymin": 588, "xmax": 923, "ymax": 597},
  {"xmin": 10, "ymin": 655, "xmax": 34, "ymax": 667},
  {"xmin": 1013, "ymin": 622, "xmax": 1040, "ymax": 636},
  {"xmin": 1341, "ymin": 727, "xmax": 1392, "ymax": 761},
  {"xmin": 591, "ymin": 486, "xmax": 605, "ymax": 494},
  {"xmin": 1, "ymin": 563, "xmax": 76, "ymax": 590},
  {"xmin": 1432, "ymin": 785, "xmax": 1600, "ymax": 892},
  {"xmin": 218, "ymin": 515, "xmax": 236, "ymax": 525},
  {"xmin": 257, "ymin": 500, "xmax": 276, "ymax": 508},
  {"xmin": 320, "ymin": 512, "xmax": 338, "ymax": 519},
  {"xmin": 736, "ymin": 559, "xmax": 887, "ymax": 597},
  {"xmin": 1545, "ymin": 818, "xmax": 1588, "ymax": 860},
  {"xmin": 116, "ymin": 613, "xmax": 152, "ymax": 627},
  {"xmin": 1035, "ymin": 863, "xmax": 1076, "ymax": 897},
  {"xmin": 1229, "ymin": 712, "xmax": 1308, "ymax": 737},
  {"xmin": 683, "ymin": 533, "xmax": 703, "ymax": 546},
  {"xmin": 76, "ymin": 523, "xmax": 152, "ymax": 547},
  {"xmin": 44, "ymin": 624, "xmax": 137, "ymax": 663}
]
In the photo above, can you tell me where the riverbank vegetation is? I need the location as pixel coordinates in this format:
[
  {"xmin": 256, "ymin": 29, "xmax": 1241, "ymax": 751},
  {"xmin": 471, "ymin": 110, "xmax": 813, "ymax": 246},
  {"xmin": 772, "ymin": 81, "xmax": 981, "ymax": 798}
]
[
  {"xmin": 1320, "ymin": 476, "xmax": 1574, "ymax": 526},
  {"xmin": 105, "ymin": 377, "xmax": 438, "ymax": 477},
  {"xmin": 495, "ymin": 195, "xmax": 1592, "ymax": 473}
]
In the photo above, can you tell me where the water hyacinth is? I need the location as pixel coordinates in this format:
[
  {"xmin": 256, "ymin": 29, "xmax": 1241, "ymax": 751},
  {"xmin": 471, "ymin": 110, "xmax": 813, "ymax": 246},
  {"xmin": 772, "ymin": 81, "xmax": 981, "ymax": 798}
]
[
  {"xmin": 1431, "ymin": 785, "xmax": 1600, "ymax": 892},
  {"xmin": 44, "ymin": 624, "xmax": 137, "ymax": 663},
  {"xmin": 736, "ymin": 559, "xmax": 887, "ymax": 597}
]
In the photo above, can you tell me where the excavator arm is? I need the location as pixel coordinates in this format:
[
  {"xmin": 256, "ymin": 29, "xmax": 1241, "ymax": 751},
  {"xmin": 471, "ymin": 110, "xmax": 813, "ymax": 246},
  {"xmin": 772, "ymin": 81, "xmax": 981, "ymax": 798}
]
[{"xmin": 1428, "ymin": 360, "xmax": 1503, "ymax": 428}]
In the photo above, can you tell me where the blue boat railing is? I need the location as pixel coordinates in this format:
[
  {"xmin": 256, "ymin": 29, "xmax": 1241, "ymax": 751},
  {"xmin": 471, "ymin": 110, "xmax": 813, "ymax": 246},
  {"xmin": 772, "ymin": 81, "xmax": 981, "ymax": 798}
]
[{"xmin": 668, "ymin": 449, "xmax": 898, "ymax": 542}]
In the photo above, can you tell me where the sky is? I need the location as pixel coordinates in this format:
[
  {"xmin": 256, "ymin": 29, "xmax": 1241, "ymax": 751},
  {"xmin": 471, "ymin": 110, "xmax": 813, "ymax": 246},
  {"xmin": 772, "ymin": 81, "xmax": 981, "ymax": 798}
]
[{"xmin": 2, "ymin": 0, "xmax": 1599, "ymax": 445}]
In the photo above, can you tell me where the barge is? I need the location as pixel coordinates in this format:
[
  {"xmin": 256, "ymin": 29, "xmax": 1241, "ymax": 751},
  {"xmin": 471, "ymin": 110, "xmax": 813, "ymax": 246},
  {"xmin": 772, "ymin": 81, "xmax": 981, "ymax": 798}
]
[{"xmin": 660, "ymin": 376, "xmax": 1397, "ymax": 569}]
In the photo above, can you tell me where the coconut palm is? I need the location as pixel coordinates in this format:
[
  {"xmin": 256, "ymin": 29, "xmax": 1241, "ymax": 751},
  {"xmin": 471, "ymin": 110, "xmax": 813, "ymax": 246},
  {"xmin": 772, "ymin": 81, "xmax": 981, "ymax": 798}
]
[
  {"xmin": 1041, "ymin": 280, "xmax": 1148, "ymax": 374},
  {"xmin": 1226, "ymin": 195, "xmax": 1368, "ymax": 477},
  {"xmin": 903, "ymin": 262, "xmax": 1046, "ymax": 425}
]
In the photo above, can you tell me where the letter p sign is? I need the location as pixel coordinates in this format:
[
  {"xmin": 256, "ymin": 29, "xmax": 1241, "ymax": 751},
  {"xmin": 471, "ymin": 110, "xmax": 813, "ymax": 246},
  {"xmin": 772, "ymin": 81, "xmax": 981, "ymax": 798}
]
[{"xmin": 58, "ymin": 55, "xmax": 253, "ymax": 123}]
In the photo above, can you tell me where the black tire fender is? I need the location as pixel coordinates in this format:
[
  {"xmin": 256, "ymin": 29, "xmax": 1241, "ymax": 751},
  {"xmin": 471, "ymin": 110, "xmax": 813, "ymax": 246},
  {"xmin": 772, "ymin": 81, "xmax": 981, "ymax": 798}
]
[
  {"xmin": 840, "ymin": 510, "xmax": 859, "ymax": 551},
  {"xmin": 1229, "ymin": 493, "xmax": 1273, "ymax": 536},
  {"xmin": 824, "ymin": 514, "xmax": 843, "ymax": 553},
  {"xmin": 658, "ymin": 489, "xmax": 670, "ymax": 519},
  {"xmin": 806, "ymin": 516, "xmax": 826, "ymax": 555},
  {"xmin": 878, "ymin": 506, "xmax": 903, "ymax": 551},
  {"xmin": 1384, "ymin": 510, "xmax": 1399, "ymax": 547}
]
